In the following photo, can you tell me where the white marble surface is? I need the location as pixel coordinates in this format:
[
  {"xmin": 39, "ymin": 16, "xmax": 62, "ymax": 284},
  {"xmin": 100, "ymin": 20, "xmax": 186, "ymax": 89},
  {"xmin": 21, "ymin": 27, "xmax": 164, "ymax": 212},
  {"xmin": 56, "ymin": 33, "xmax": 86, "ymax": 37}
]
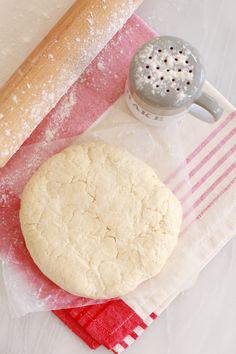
[{"xmin": 0, "ymin": 0, "xmax": 236, "ymax": 353}]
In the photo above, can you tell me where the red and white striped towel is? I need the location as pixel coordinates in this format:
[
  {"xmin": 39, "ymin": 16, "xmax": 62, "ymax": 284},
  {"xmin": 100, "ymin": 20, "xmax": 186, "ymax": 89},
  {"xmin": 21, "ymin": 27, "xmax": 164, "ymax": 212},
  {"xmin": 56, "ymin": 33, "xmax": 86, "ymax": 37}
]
[
  {"xmin": 52, "ymin": 15, "xmax": 235, "ymax": 353},
  {"xmin": 54, "ymin": 97, "xmax": 236, "ymax": 354}
]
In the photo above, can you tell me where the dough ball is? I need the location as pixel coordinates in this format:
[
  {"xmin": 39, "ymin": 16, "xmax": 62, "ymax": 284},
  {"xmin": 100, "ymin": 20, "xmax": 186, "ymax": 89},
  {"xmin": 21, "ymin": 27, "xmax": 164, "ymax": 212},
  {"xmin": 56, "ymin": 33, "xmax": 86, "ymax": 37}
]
[{"xmin": 20, "ymin": 141, "xmax": 182, "ymax": 299}]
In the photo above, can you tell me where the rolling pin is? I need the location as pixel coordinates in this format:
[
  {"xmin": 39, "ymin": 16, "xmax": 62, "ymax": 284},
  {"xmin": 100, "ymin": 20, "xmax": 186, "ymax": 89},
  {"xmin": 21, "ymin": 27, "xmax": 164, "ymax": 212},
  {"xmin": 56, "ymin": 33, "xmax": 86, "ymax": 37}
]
[{"xmin": 0, "ymin": 0, "xmax": 143, "ymax": 168}]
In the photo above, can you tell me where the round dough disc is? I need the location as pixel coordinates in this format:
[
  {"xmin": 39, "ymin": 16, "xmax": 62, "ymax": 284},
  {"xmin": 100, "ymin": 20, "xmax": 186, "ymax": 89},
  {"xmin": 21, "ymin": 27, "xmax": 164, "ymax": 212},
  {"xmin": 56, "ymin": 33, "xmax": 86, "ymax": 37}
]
[{"xmin": 20, "ymin": 141, "xmax": 182, "ymax": 299}]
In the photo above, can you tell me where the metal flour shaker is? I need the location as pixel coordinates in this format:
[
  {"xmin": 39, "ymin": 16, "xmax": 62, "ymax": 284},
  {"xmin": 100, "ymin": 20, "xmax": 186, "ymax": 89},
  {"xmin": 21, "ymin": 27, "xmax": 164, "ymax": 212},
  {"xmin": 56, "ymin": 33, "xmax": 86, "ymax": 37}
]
[{"xmin": 125, "ymin": 36, "xmax": 223, "ymax": 126}]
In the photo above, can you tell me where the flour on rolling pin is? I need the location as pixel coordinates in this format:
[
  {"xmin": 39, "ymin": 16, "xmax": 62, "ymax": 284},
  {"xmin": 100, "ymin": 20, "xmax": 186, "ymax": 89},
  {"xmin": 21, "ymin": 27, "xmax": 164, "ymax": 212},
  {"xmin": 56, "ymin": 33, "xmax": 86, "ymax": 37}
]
[
  {"xmin": 43, "ymin": 88, "xmax": 77, "ymax": 142},
  {"xmin": 0, "ymin": 0, "xmax": 144, "ymax": 168}
]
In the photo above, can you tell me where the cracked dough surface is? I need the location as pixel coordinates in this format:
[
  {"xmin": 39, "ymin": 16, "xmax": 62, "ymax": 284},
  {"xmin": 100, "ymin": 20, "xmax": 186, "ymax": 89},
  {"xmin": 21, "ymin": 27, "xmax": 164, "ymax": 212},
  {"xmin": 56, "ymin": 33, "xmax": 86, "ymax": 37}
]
[{"xmin": 20, "ymin": 141, "xmax": 182, "ymax": 299}]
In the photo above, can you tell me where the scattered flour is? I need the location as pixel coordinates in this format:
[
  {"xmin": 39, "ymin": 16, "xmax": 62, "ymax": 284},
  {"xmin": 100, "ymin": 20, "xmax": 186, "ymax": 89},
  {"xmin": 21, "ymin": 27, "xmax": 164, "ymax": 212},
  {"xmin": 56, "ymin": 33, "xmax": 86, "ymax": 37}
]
[
  {"xmin": 87, "ymin": 12, "xmax": 94, "ymax": 26},
  {"xmin": 48, "ymin": 53, "xmax": 54, "ymax": 60},
  {"xmin": 23, "ymin": 36, "xmax": 31, "ymax": 44},
  {"xmin": 97, "ymin": 62, "xmax": 105, "ymax": 71},
  {"xmin": 44, "ymin": 129, "xmax": 55, "ymax": 141},
  {"xmin": 0, "ymin": 193, "xmax": 7, "ymax": 204},
  {"xmin": 43, "ymin": 87, "xmax": 77, "ymax": 142},
  {"xmin": 5, "ymin": 129, "xmax": 11, "ymax": 136},
  {"xmin": 12, "ymin": 95, "xmax": 18, "ymax": 103}
]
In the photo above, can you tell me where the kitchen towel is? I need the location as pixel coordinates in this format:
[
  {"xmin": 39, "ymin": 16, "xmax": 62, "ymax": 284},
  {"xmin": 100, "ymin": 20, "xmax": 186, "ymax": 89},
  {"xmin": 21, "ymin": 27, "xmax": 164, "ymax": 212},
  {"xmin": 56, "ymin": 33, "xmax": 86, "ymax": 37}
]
[{"xmin": 49, "ymin": 14, "xmax": 235, "ymax": 353}]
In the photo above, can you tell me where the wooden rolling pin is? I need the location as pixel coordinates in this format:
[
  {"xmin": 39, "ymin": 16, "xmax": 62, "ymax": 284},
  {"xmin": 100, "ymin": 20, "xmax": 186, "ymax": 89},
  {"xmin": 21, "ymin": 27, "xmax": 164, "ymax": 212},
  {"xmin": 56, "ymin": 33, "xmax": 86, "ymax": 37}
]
[{"xmin": 0, "ymin": 0, "xmax": 143, "ymax": 168}]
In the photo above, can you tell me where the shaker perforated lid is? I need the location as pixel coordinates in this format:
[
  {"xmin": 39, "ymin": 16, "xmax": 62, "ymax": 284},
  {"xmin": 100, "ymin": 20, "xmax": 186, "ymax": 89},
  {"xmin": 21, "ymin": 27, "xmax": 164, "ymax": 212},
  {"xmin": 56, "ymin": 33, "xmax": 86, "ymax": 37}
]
[{"xmin": 129, "ymin": 36, "xmax": 205, "ymax": 113}]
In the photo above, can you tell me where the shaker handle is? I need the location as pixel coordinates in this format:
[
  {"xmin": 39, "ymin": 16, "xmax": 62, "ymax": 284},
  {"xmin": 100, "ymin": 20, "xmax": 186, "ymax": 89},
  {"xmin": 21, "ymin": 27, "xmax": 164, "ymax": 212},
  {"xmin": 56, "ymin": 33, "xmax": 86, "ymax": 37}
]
[{"xmin": 191, "ymin": 92, "xmax": 224, "ymax": 123}]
